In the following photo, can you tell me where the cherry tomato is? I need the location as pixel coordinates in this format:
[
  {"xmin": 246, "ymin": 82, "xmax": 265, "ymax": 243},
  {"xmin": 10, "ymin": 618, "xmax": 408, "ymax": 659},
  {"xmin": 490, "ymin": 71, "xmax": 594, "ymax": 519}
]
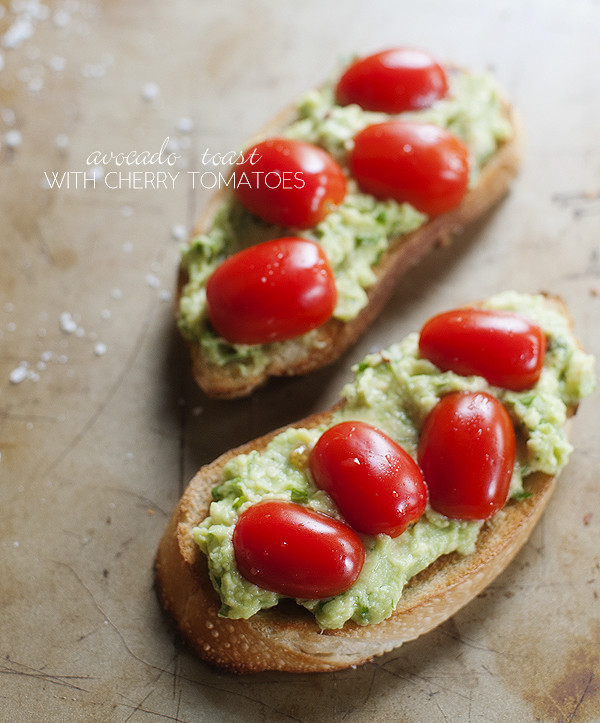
[
  {"xmin": 417, "ymin": 391, "xmax": 516, "ymax": 520},
  {"xmin": 309, "ymin": 421, "xmax": 427, "ymax": 537},
  {"xmin": 233, "ymin": 138, "xmax": 347, "ymax": 229},
  {"xmin": 419, "ymin": 308, "xmax": 546, "ymax": 391},
  {"xmin": 349, "ymin": 121, "xmax": 469, "ymax": 216},
  {"xmin": 206, "ymin": 237, "xmax": 337, "ymax": 344},
  {"xmin": 232, "ymin": 500, "xmax": 364, "ymax": 599},
  {"xmin": 336, "ymin": 47, "xmax": 448, "ymax": 114}
]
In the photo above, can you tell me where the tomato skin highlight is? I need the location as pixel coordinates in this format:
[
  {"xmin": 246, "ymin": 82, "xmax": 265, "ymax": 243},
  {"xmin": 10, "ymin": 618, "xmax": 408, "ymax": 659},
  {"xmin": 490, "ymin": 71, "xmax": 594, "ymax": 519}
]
[
  {"xmin": 349, "ymin": 122, "xmax": 469, "ymax": 216},
  {"xmin": 233, "ymin": 138, "xmax": 347, "ymax": 229},
  {"xmin": 205, "ymin": 237, "xmax": 337, "ymax": 345},
  {"xmin": 336, "ymin": 47, "xmax": 448, "ymax": 114},
  {"xmin": 419, "ymin": 308, "xmax": 546, "ymax": 391},
  {"xmin": 309, "ymin": 421, "xmax": 427, "ymax": 537},
  {"xmin": 232, "ymin": 500, "xmax": 365, "ymax": 599},
  {"xmin": 417, "ymin": 391, "xmax": 516, "ymax": 520}
]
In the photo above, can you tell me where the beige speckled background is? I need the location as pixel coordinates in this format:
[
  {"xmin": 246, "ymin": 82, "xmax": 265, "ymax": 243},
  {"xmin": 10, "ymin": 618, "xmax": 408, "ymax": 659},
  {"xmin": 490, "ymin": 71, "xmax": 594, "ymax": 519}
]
[{"xmin": 1, "ymin": 1, "xmax": 599, "ymax": 721}]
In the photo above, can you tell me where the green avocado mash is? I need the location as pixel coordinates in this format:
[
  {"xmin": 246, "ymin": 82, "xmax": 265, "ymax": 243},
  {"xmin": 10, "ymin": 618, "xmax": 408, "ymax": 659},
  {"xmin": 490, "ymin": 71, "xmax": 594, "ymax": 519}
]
[
  {"xmin": 178, "ymin": 70, "xmax": 512, "ymax": 373},
  {"xmin": 193, "ymin": 292, "xmax": 595, "ymax": 629}
]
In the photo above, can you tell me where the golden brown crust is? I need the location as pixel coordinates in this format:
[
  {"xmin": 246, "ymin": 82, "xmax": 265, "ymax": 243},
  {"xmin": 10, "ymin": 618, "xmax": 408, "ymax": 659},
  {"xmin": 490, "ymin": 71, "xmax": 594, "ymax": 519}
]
[
  {"xmin": 177, "ymin": 103, "xmax": 522, "ymax": 399},
  {"xmin": 155, "ymin": 296, "xmax": 578, "ymax": 674}
]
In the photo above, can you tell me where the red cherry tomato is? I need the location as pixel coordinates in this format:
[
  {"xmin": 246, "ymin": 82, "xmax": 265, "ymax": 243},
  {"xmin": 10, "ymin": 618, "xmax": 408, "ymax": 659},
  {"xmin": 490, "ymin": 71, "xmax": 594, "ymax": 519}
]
[
  {"xmin": 309, "ymin": 421, "xmax": 427, "ymax": 537},
  {"xmin": 232, "ymin": 500, "xmax": 365, "ymax": 599},
  {"xmin": 419, "ymin": 308, "xmax": 546, "ymax": 391},
  {"xmin": 418, "ymin": 391, "xmax": 516, "ymax": 520},
  {"xmin": 336, "ymin": 47, "xmax": 448, "ymax": 114},
  {"xmin": 233, "ymin": 138, "xmax": 347, "ymax": 229},
  {"xmin": 349, "ymin": 121, "xmax": 469, "ymax": 216},
  {"xmin": 206, "ymin": 237, "xmax": 337, "ymax": 344}
]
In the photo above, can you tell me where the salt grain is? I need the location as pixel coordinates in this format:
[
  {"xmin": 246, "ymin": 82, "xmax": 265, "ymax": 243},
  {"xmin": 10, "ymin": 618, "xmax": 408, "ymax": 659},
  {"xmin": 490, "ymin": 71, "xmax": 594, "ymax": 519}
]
[
  {"xmin": 53, "ymin": 10, "xmax": 71, "ymax": 28},
  {"xmin": 2, "ymin": 18, "xmax": 34, "ymax": 50},
  {"xmin": 122, "ymin": 241, "xmax": 133, "ymax": 253},
  {"xmin": 4, "ymin": 129, "xmax": 23, "ymax": 149},
  {"xmin": 111, "ymin": 288, "xmax": 122, "ymax": 299},
  {"xmin": 171, "ymin": 223, "xmax": 186, "ymax": 241},
  {"xmin": 89, "ymin": 165, "xmax": 104, "ymax": 181},
  {"xmin": 9, "ymin": 365, "xmax": 28, "ymax": 384},
  {"xmin": 7, "ymin": 322, "xmax": 16, "ymax": 332},
  {"xmin": 49, "ymin": 55, "xmax": 66, "ymax": 72},
  {"xmin": 100, "ymin": 309, "xmax": 111, "ymax": 320},
  {"xmin": 141, "ymin": 82, "xmax": 160, "ymax": 102},
  {"xmin": 93, "ymin": 342, "xmax": 107, "ymax": 356},
  {"xmin": 145, "ymin": 273, "xmax": 160, "ymax": 289},
  {"xmin": 55, "ymin": 133, "xmax": 69, "ymax": 151},
  {"xmin": 59, "ymin": 311, "xmax": 77, "ymax": 334},
  {"xmin": 176, "ymin": 116, "xmax": 194, "ymax": 133},
  {"xmin": 120, "ymin": 205, "xmax": 133, "ymax": 218},
  {"xmin": 158, "ymin": 289, "xmax": 172, "ymax": 302},
  {"xmin": 150, "ymin": 261, "xmax": 161, "ymax": 273}
]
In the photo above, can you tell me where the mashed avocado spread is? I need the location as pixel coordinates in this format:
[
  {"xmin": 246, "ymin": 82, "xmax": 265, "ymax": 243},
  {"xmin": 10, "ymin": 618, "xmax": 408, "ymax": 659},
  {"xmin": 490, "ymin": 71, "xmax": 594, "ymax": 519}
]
[
  {"xmin": 178, "ymin": 71, "xmax": 512, "ymax": 373},
  {"xmin": 193, "ymin": 292, "xmax": 595, "ymax": 629}
]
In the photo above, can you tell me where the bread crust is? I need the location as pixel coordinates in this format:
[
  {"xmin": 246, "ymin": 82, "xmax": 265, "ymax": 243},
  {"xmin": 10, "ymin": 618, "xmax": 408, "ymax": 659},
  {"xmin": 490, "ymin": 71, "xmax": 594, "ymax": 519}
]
[
  {"xmin": 178, "ymin": 102, "xmax": 522, "ymax": 399},
  {"xmin": 155, "ymin": 297, "xmax": 579, "ymax": 673}
]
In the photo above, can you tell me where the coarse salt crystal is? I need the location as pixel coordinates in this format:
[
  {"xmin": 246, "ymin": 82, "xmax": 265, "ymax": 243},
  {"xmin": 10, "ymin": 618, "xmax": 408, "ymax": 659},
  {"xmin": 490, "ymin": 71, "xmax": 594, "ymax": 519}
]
[
  {"xmin": 4, "ymin": 129, "xmax": 22, "ymax": 149},
  {"xmin": 100, "ymin": 309, "xmax": 111, "ymax": 320},
  {"xmin": 49, "ymin": 55, "xmax": 66, "ymax": 72},
  {"xmin": 89, "ymin": 165, "xmax": 104, "ymax": 180},
  {"xmin": 158, "ymin": 289, "xmax": 172, "ymax": 302},
  {"xmin": 55, "ymin": 133, "xmax": 69, "ymax": 151},
  {"xmin": 93, "ymin": 342, "xmax": 107, "ymax": 356},
  {"xmin": 9, "ymin": 365, "xmax": 28, "ymax": 384},
  {"xmin": 111, "ymin": 288, "xmax": 122, "ymax": 299},
  {"xmin": 53, "ymin": 10, "xmax": 71, "ymax": 28},
  {"xmin": 2, "ymin": 18, "xmax": 34, "ymax": 50},
  {"xmin": 60, "ymin": 311, "xmax": 77, "ymax": 334},
  {"xmin": 171, "ymin": 223, "xmax": 186, "ymax": 241},
  {"xmin": 145, "ymin": 273, "xmax": 160, "ymax": 289},
  {"xmin": 176, "ymin": 116, "xmax": 194, "ymax": 134},
  {"xmin": 141, "ymin": 82, "xmax": 159, "ymax": 102}
]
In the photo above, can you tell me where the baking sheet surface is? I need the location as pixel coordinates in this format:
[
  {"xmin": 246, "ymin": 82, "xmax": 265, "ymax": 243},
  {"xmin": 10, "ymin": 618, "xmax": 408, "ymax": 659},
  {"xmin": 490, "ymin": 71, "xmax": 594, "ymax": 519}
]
[{"xmin": 1, "ymin": 1, "xmax": 599, "ymax": 720}]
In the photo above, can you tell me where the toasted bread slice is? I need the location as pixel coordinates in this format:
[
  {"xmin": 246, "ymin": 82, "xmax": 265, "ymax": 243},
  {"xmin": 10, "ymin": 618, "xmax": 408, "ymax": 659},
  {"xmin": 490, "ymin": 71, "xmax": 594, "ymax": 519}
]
[
  {"xmin": 156, "ymin": 296, "xmax": 588, "ymax": 674},
  {"xmin": 155, "ymin": 410, "xmax": 560, "ymax": 673},
  {"xmin": 178, "ymin": 99, "xmax": 521, "ymax": 399}
]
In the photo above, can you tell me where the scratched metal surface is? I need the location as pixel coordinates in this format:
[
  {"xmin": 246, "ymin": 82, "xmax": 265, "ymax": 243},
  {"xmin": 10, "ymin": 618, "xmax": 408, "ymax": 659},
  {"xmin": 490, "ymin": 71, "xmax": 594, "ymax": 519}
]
[{"xmin": 1, "ymin": 1, "xmax": 599, "ymax": 721}]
